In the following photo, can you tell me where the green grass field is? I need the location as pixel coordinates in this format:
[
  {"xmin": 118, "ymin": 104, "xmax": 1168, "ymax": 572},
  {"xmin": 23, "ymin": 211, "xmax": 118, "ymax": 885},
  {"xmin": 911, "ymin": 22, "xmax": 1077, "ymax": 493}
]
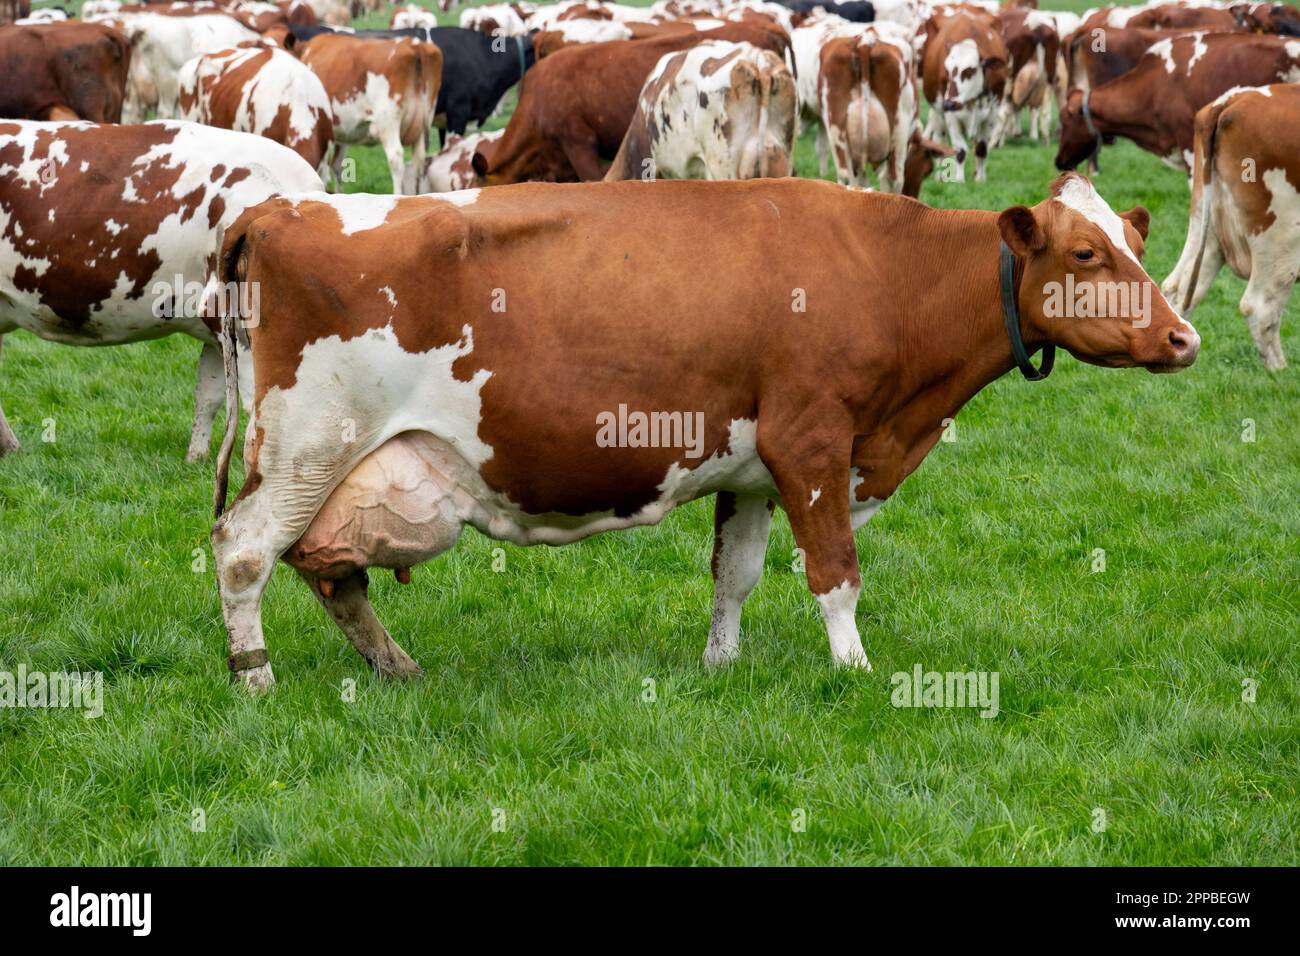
[{"xmin": 0, "ymin": 1, "xmax": 1297, "ymax": 866}]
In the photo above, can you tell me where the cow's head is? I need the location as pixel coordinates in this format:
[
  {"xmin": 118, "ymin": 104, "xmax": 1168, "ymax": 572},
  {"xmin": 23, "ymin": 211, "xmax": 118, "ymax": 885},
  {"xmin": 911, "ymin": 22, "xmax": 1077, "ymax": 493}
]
[
  {"xmin": 1054, "ymin": 89, "xmax": 1106, "ymax": 171},
  {"xmin": 941, "ymin": 39, "xmax": 987, "ymax": 109},
  {"xmin": 997, "ymin": 174, "xmax": 1199, "ymax": 372},
  {"xmin": 1232, "ymin": 2, "xmax": 1300, "ymax": 34},
  {"xmin": 901, "ymin": 131, "xmax": 955, "ymax": 198}
]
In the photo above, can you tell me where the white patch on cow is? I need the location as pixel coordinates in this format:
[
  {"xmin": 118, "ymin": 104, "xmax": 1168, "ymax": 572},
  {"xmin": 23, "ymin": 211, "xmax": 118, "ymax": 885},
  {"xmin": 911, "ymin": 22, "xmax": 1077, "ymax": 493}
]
[
  {"xmin": 944, "ymin": 39, "xmax": 985, "ymax": 105},
  {"xmin": 1186, "ymin": 33, "xmax": 1208, "ymax": 74},
  {"xmin": 1209, "ymin": 85, "xmax": 1272, "ymax": 109},
  {"xmin": 848, "ymin": 468, "xmax": 884, "ymax": 530},
  {"xmin": 1148, "ymin": 38, "xmax": 1177, "ymax": 75},
  {"xmin": 432, "ymin": 189, "xmax": 482, "ymax": 207},
  {"xmin": 104, "ymin": 219, "xmax": 123, "ymax": 235},
  {"xmin": 1053, "ymin": 176, "xmax": 1142, "ymax": 266},
  {"xmin": 300, "ymin": 192, "xmax": 399, "ymax": 235},
  {"xmin": 379, "ymin": 286, "xmax": 397, "ymax": 307},
  {"xmin": 816, "ymin": 580, "xmax": 869, "ymax": 668},
  {"xmin": 809, "ymin": 488, "xmax": 821, "ymax": 507}
]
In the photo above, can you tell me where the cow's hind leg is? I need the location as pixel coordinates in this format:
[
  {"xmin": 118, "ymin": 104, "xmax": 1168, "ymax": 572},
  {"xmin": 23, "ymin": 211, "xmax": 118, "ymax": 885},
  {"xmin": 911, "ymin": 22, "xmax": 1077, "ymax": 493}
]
[
  {"xmin": 0, "ymin": 335, "xmax": 19, "ymax": 455},
  {"xmin": 300, "ymin": 569, "xmax": 422, "ymax": 678},
  {"xmin": 703, "ymin": 492, "xmax": 773, "ymax": 666},
  {"xmin": 1240, "ymin": 249, "xmax": 1298, "ymax": 371},
  {"xmin": 186, "ymin": 341, "xmax": 224, "ymax": 462},
  {"xmin": 213, "ymin": 479, "xmax": 335, "ymax": 691}
]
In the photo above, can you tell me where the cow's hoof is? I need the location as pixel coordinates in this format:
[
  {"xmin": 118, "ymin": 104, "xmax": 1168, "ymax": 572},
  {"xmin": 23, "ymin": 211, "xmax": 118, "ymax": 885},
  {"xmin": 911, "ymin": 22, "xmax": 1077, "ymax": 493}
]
[
  {"xmin": 185, "ymin": 448, "xmax": 209, "ymax": 464},
  {"xmin": 233, "ymin": 663, "xmax": 276, "ymax": 693},
  {"xmin": 702, "ymin": 646, "xmax": 739, "ymax": 668},
  {"xmin": 0, "ymin": 438, "xmax": 20, "ymax": 456},
  {"xmin": 374, "ymin": 653, "xmax": 422, "ymax": 680},
  {"xmin": 833, "ymin": 653, "xmax": 872, "ymax": 672}
]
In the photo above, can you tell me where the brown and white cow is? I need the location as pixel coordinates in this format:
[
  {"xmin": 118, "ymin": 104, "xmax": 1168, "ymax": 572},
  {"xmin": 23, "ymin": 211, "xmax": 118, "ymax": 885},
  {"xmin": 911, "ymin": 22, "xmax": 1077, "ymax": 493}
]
[
  {"xmin": 604, "ymin": 40, "xmax": 796, "ymax": 181},
  {"xmin": 95, "ymin": 11, "xmax": 262, "ymax": 120},
  {"xmin": 1231, "ymin": 2, "xmax": 1300, "ymax": 34},
  {"xmin": 297, "ymin": 31, "xmax": 443, "ymax": 194},
  {"xmin": 1055, "ymin": 32, "xmax": 1300, "ymax": 173},
  {"xmin": 0, "ymin": 121, "xmax": 323, "ymax": 459},
  {"xmin": 994, "ymin": 7, "xmax": 1058, "ymax": 144},
  {"xmin": 1163, "ymin": 84, "xmax": 1300, "ymax": 369},
  {"xmin": 179, "ymin": 42, "xmax": 335, "ymax": 175},
  {"xmin": 0, "ymin": 21, "xmax": 131, "ymax": 122},
  {"xmin": 920, "ymin": 8, "xmax": 1010, "ymax": 182},
  {"xmin": 477, "ymin": 23, "xmax": 791, "ymax": 183},
  {"xmin": 420, "ymin": 129, "xmax": 503, "ymax": 192},
  {"xmin": 816, "ymin": 22, "xmax": 919, "ymax": 191},
  {"xmin": 207, "ymin": 174, "xmax": 1197, "ymax": 690}
]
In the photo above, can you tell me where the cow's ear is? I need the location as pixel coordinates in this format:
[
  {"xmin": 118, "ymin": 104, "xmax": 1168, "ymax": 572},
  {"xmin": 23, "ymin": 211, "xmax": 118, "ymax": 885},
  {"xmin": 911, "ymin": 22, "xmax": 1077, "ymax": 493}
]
[
  {"xmin": 1119, "ymin": 206, "xmax": 1150, "ymax": 241},
  {"xmin": 471, "ymin": 151, "xmax": 490, "ymax": 178},
  {"xmin": 998, "ymin": 205, "xmax": 1046, "ymax": 256}
]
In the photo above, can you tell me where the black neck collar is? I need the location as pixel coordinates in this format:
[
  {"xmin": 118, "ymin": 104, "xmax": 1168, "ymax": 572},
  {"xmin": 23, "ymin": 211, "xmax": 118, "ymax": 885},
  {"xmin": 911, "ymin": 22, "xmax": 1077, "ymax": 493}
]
[{"xmin": 1000, "ymin": 242, "xmax": 1054, "ymax": 381}]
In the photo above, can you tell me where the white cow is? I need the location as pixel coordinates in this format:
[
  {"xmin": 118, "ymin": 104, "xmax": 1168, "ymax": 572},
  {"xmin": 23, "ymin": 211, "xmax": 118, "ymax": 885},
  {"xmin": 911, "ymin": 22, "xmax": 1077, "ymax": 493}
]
[{"xmin": 605, "ymin": 40, "xmax": 796, "ymax": 181}]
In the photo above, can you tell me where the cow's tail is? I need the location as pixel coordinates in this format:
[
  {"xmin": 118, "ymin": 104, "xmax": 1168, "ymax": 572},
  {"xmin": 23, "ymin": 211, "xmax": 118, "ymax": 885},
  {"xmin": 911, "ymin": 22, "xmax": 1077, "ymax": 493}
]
[
  {"xmin": 212, "ymin": 228, "xmax": 247, "ymax": 519},
  {"xmin": 1180, "ymin": 96, "xmax": 1228, "ymax": 315},
  {"xmin": 856, "ymin": 42, "xmax": 872, "ymax": 182},
  {"xmin": 756, "ymin": 60, "xmax": 772, "ymax": 180},
  {"xmin": 210, "ymin": 204, "xmax": 264, "ymax": 520}
]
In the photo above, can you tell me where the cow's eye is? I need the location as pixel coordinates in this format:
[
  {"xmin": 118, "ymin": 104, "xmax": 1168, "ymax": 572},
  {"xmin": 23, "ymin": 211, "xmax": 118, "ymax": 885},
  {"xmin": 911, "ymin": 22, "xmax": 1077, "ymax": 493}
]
[{"xmin": 1073, "ymin": 249, "xmax": 1095, "ymax": 262}]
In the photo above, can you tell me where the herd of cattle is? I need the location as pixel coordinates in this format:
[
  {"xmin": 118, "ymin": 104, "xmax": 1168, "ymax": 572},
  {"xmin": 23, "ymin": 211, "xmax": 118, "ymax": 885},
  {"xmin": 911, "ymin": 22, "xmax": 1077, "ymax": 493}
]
[{"xmin": 0, "ymin": 0, "xmax": 1295, "ymax": 687}]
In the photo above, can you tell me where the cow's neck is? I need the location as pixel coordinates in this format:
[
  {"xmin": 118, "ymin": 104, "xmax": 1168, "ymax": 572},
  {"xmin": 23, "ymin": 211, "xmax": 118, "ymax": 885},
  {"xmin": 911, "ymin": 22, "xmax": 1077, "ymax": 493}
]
[
  {"xmin": 853, "ymin": 202, "xmax": 1047, "ymax": 496},
  {"xmin": 1090, "ymin": 80, "xmax": 1175, "ymax": 157}
]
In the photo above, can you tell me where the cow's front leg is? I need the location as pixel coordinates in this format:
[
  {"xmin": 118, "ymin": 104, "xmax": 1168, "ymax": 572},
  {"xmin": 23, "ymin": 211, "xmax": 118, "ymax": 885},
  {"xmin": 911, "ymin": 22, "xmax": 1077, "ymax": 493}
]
[
  {"xmin": 186, "ymin": 341, "xmax": 224, "ymax": 463},
  {"xmin": 299, "ymin": 569, "xmax": 422, "ymax": 678},
  {"xmin": 764, "ymin": 439, "xmax": 869, "ymax": 669},
  {"xmin": 0, "ymin": 335, "xmax": 19, "ymax": 455},
  {"xmin": 703, "ymin": 492, "xmax": 774, "ymax": 666},
  {"xmin": 941, "ymin": 109, "xmax": 968, "ymax": 183}
]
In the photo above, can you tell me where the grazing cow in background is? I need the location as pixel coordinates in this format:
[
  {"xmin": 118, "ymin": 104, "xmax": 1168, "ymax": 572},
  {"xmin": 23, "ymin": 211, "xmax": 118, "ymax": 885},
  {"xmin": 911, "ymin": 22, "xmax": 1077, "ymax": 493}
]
[
  {"xmin": 459, "ymin": 3, "xmax": 535, "ymax": 36},
  {"xmin": 1164, "ymin": 84, "xmax": 1300, "ymax": 369},
  {"xmin": 0, "ymin": 21, "xmax": 130, "ymax": 122},
  {"xmin": 421, "ymin": 129, "xmax": 503, "ymax": 192},
  {"xmin": 1056, "ymin": 33, "xmax": 1300, "ymax": 173},
  {"xmin": 206, "ymin": 173, "xmax": 1197, "ymax": 690},
  {"xmin": 99, "ymin": 11, "xmax": 261, "ymax": 120},
  {"xmin": 1231, "ymin": 2, "xmax": 1300, "ymax": 34},
  {"xmin": 994, "ymin": 8, "xmax": 1058, "ymax": 143},
  {"xmin": 478, "ymin": 23, "xmax": 792, "ymax": 183},
  {"xmin": 0, "ymin": 121, "xmax": 323, "ymax": 459},
  {"xmin": 1062, "ymin": 26, "xmax": 1184, "ymax": 97},
  {"xmin": 604, "ymin": 40, "xmax": 796, "ymax": 181},
  {"xmin": 920, "ymin": 8, "xmax": 1009, "ymax": 182},
  {"xmin": 296, "ymin": 31, "xmax": 442, "ymax": 194},
  {"xmin": 179, "ymin": 42, "xmax": 335, "ymax": 175},
  {"xmin": 292, "ymin": 24, "xmax": 536, "ymax": 144}
]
